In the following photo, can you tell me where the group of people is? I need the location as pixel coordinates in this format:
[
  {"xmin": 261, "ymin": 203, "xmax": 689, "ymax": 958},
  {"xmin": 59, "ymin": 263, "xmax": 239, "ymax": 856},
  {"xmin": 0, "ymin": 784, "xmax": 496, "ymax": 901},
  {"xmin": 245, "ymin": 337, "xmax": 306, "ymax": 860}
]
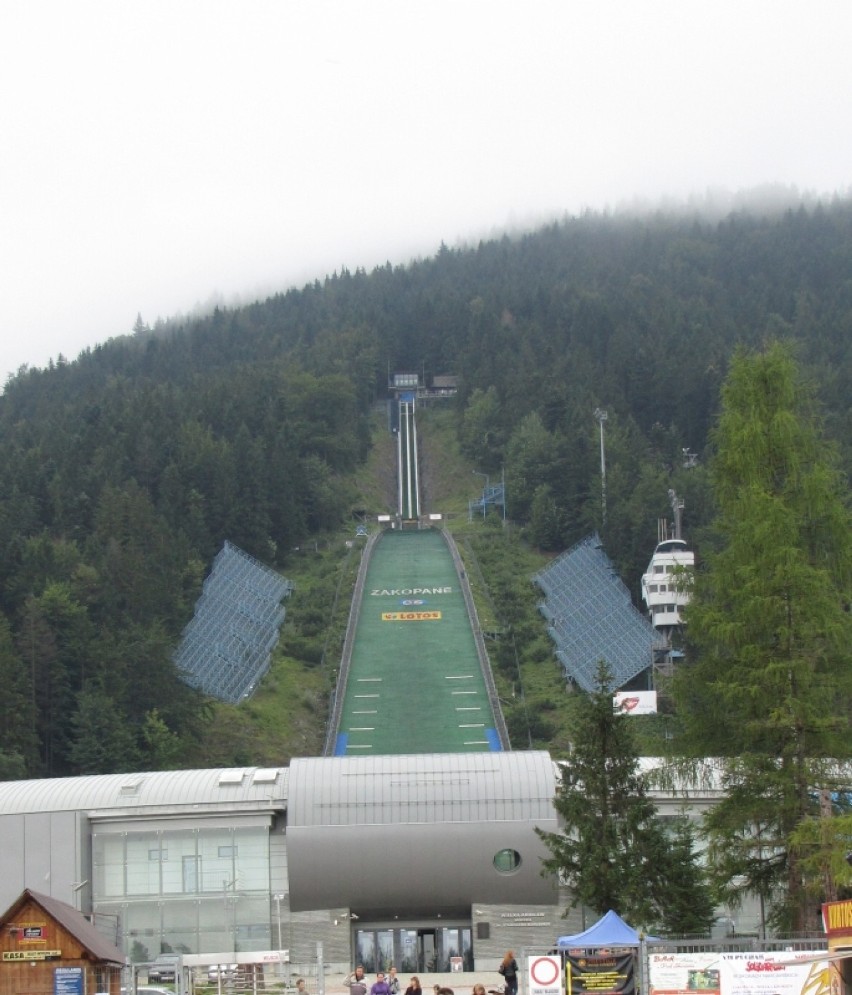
[
  {"xmin": 345, "ymin": 965, "xmax": 405, "ymax": 995},
  {"xmin": 343, "ymin": 950, "xmax": 518, "ymax": 995}
]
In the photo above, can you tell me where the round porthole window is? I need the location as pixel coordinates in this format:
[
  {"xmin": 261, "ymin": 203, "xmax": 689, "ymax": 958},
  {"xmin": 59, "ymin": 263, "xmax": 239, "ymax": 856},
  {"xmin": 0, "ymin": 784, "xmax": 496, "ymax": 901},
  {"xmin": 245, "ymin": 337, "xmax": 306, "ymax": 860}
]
[{"xmin": 493, "ymin": 848, "xmax": 522, "ymax": 873}]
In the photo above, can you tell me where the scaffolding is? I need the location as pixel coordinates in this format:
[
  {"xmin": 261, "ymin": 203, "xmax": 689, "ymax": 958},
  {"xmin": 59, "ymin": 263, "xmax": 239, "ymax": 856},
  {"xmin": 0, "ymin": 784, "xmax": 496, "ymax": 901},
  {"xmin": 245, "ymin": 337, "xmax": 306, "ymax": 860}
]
[
  {"xmin": 468, "ymin": 480, "xmax": 506, "ymax": 521},
  {"xmin": 533, "ymin": 533, "xmax": 664, "ymax": 692},
  {"xmin": 174, "ymin": 541, "xmax": 293, "ymax": 704}
]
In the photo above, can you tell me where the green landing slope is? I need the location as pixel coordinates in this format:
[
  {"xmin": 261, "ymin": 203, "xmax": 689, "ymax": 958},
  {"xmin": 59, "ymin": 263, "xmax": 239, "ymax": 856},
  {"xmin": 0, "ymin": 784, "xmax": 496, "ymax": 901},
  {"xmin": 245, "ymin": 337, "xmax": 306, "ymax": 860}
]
[{"xmin": 333, "ymin": 528, "xmax": 501, "ymax": 755}]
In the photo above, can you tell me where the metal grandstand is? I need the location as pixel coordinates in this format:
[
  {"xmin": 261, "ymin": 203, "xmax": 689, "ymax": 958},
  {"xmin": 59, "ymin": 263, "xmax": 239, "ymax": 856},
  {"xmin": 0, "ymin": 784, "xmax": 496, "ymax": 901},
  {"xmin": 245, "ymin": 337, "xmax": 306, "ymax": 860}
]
[
  {"xmin": 533, "ymin": 532, "xmax": 665, "ymax": 692},
  {"xmin": 174, "ymin": 541, "xmax": 293, "ymax": 704}
]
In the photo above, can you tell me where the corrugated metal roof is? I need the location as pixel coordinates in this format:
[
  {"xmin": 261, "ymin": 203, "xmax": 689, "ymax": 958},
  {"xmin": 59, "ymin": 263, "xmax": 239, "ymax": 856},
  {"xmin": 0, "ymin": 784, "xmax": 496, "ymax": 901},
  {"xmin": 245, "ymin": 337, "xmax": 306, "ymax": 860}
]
[
  {"xmin": 288, "ymin": 751, "xmax": 556, "ymax": 827},
  {"xmin": 0, "ymin": 767, "xmax": 288, "ymax": 815}
]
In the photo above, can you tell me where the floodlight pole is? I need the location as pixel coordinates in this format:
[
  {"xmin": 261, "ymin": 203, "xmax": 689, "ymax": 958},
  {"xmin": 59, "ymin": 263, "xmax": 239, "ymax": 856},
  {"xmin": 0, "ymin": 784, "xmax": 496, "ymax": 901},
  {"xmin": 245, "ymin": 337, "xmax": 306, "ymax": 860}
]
[
  {"xmin": 273, "ymin": 893, "xmax": 286, "ymax": 980},
  {"xmin": 594, "ymin": 408, "xmax": 608, "ymax": 527}
]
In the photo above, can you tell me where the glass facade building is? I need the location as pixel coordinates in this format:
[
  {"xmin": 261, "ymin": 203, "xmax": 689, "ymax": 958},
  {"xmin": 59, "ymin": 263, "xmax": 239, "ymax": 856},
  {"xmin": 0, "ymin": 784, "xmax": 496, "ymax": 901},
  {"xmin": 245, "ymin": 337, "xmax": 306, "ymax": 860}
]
[{"xmin": 93, "ymin": 825, "xmax": 271, "ymax": 957}]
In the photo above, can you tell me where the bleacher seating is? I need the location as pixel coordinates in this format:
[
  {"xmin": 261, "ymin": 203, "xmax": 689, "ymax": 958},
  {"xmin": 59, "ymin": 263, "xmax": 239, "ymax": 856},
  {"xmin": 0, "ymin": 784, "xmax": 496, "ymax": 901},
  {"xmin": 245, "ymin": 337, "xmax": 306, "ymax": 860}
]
[
  {"xmin": 533, "ymin": 533, "xmax": 664, "ymax": 691},
  {"xmin": 174, "ymin": 541, "xmax": 293, "ymax": 704}
]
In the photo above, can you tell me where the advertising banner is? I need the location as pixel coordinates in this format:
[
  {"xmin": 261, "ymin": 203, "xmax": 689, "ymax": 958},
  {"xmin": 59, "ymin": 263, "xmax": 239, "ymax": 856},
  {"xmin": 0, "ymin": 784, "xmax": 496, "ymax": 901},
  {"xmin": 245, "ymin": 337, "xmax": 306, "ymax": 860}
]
[
  {"xmin": 566, "ymin": 952, "xmax": 635, "ymax": 995},
  {"xmin": 613, "ymin": 691, "xmax": 658, "ymax": 715},
  {"xmin": 649, "ymin": 952, "xmax": 720, "ymax": 995},
  {"xmin": 719, "ymin": 951, "xmax": 829, "ymax": 995}
]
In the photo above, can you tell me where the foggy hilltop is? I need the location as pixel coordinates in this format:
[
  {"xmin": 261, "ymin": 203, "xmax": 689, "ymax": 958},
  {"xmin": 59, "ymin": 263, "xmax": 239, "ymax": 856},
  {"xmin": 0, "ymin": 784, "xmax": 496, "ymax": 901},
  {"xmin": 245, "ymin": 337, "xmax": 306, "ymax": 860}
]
[{"xmin": 0, "ymin": 199, "xmax": 850, "ymax": 779}]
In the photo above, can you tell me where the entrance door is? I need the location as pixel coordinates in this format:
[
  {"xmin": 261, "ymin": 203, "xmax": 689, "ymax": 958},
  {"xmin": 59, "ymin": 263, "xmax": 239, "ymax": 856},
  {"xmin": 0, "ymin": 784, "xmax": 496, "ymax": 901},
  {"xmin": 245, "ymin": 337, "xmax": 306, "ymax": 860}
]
[
  {"xmin": 419, "ymin": 931, "xmax": 436, "ymax": 973},
  {"xmin": 353, "ymin": 927, "xmax": 470, "ymax": 973}
]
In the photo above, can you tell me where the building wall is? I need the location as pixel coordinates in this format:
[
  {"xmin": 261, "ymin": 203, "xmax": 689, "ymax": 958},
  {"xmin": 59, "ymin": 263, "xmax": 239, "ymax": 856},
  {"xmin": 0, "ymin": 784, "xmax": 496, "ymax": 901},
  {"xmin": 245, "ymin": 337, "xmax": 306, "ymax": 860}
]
[
  {"xmin": 470, "ymin": 899, "xmax": 584, "ymax": 971},
  {"xmin": 0, "ymin": 811, "xmax": 89, "ymax": 914},
  {"xmin": 0, "ymin": 758, "xmax": 770, "ymax": 968}
]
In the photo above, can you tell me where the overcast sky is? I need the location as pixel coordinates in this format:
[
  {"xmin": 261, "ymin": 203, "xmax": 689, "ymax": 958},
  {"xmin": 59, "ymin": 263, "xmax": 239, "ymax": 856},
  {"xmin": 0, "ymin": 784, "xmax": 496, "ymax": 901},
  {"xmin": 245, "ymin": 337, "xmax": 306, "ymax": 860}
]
[{"xmin": 1, "ymin": 1, "xmax": 850, "ymax": 385}]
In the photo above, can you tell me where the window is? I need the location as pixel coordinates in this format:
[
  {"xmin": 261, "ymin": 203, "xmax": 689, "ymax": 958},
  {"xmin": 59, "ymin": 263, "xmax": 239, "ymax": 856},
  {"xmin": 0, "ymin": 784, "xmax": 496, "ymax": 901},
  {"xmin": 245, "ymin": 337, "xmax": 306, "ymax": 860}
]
[
  {"xmin": 183, "ymin": 855, "xmax": 200, "ymax": 893},
  {"xmin": 218, "ymin": 845, "xmax": 238, "ymax": 858},
  {"xmin": 493, "ymin": 848, "xmax": 521, "ymax": 873}
]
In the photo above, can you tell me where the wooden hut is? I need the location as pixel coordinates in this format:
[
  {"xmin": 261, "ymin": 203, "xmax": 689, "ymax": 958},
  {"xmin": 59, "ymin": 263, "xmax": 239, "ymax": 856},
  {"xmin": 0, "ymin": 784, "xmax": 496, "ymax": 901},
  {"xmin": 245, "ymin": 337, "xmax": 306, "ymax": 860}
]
[{"xmin": 0, "ymin": 889, "xmax": 124, "ymax": 995}]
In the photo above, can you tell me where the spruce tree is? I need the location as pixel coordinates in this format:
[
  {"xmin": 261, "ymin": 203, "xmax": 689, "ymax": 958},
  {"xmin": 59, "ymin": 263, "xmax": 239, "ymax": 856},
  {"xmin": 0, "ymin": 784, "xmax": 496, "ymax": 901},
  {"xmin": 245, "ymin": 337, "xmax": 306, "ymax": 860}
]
[
  {"xmin": 538, "ymin": 662, "xmax": 714, "ymax": 931},
  {"xmin": 673, "ymin": 341, "xmax": 852, "ymax": 933}
]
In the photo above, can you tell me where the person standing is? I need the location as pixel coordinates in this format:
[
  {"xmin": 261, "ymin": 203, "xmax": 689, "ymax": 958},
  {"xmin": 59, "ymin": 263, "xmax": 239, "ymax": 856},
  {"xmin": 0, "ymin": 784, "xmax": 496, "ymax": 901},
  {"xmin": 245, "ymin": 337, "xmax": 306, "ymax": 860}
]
[
  {"xmin": 404, "ymin": 976, "xmax": 423, "ymax": 995},
  {"xmin": 372, "ymin": 972, "xmax": 392, "ymax": 995},
  {"xmin": 388, "ymin": 967, "xmax": 401, "ymax": 995},
  {"xmin": 345, "ymin": 966, "xmax": 369, "ymax": 995},
  {"xmin": 499, "ymin": 951, "xmax": 519, "ymax": 995}
]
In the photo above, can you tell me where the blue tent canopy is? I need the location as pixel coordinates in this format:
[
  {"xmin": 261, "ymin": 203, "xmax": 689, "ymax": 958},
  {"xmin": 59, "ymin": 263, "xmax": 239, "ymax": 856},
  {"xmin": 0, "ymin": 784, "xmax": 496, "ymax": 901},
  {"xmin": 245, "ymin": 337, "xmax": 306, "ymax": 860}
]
[{"xmin": 557, "ymin": 909, "xmax": 657, "ymax": 948}]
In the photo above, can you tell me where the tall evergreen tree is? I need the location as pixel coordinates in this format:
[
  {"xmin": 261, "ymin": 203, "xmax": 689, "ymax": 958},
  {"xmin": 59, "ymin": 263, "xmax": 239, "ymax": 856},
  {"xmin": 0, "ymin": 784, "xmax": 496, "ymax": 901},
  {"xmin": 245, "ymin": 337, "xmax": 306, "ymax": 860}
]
[
  {"xmin": 70, "ymin": 682, "xmax": 139, "ymax": 774},
  {"xmin": 673, "ymin": 341, "xmax": 852, "ymax": 933},
  {"xmin": 538, "ymin": 662, "xmax": 714, "ymax": 932},
  {"xmin": 658, "ymin": 816, "xmax": 718, "ymax": 936},
  {"xmin": 0, "ymin": 613, "xmax": 39, "ymax": 773}
]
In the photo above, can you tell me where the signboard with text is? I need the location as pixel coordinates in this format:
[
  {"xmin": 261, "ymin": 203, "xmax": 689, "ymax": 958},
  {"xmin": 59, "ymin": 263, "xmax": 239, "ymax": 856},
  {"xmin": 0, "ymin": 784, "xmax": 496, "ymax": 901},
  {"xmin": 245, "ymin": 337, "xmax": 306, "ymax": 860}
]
[
  {"xmin": 719, "ymin": 951, "xmax": 829, "ymax": 995},
  {"xmin": 649, "ymin": 952, "xmax": 720, "ymax": 995},
  {"xmin": 566, "ymin": 953, "xmax": 635, "ymax": 995},
  {"xmin": 54, "ymin": 966, "xmax": 83, "ymax": 995},
  {"xmin": 823, "ymin": 899, "xmax": 852, "ymax": 935},
  {"xmin": 3, "ymin": 949, "xmax": 62, "ymax": 961}
]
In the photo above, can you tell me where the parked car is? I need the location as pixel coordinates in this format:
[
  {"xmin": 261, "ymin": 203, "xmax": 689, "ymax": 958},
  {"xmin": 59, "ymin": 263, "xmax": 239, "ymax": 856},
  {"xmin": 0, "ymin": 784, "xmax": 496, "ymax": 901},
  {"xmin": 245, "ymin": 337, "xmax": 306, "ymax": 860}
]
[
  {"xmin": 208, "ymin": 962, "xmax": 239, "ymax": 981},
  {"xmin": 147, "ymin": 952, "xmax": 181, "ymax": 982}
]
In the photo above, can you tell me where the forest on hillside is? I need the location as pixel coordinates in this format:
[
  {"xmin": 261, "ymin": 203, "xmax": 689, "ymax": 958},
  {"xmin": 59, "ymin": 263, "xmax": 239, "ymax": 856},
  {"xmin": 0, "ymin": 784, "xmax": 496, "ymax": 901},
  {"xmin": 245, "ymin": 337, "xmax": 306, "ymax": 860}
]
[{"xmin": 1, "ymin": 199, "xmax": 850, "ymax": 780}]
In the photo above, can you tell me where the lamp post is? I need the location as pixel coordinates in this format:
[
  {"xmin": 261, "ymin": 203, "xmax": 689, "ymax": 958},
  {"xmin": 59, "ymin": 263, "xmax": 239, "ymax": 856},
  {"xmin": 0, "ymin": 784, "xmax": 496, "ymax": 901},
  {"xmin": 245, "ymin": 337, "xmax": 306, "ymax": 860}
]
[
  {"xmin": 594, "ymin": 408, "xmax": 607, "ymax": 528},
  {"xmin": 273, "ymin": 893, "xmax": 286, "ymax": 981},
  {"xmin": 71, "ymin": 880, "xmax": 88, "ymax": 911},
  {"xmin": 223, "ymin": 878, "xmax": 239, "ymax": 957}
]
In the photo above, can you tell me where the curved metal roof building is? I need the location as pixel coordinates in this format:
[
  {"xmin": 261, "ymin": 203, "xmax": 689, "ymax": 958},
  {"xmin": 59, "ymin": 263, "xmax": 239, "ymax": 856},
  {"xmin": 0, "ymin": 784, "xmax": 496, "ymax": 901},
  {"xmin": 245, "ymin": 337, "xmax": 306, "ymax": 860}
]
[
  {"xmin": 286, "ymin": 752, "xmax": 558, "ymax": 912},
  {"xmin": 0, "ymin": 766, "xmax": 288, "ymax": 816}
]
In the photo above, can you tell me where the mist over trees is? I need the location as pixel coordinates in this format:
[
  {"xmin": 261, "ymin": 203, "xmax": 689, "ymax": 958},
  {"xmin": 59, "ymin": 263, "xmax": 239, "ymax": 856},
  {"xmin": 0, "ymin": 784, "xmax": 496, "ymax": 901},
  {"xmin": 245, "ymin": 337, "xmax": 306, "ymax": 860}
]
[{"xmin": 0, "ymin": 200, "xmax": 851, "ymax": 780}]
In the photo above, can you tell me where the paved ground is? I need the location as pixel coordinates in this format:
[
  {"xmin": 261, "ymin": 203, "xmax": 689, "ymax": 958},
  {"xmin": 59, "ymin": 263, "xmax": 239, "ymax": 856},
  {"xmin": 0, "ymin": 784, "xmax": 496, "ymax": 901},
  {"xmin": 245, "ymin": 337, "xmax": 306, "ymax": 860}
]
[
  {"xmin": 326, "ymin": 973, "xmax": 503, "ymax": 995},
  {"xmin": 333, "ymin": 529, "xmax": 500, "ymax": 755}
]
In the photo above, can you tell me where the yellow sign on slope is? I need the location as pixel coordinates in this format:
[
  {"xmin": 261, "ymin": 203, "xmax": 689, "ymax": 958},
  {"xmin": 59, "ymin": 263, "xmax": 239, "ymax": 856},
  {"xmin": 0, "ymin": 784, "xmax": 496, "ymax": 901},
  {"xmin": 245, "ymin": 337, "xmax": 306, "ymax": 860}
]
[{"xmin": 381, "ymin": 611, "xmax": 442, "ymax": 621}]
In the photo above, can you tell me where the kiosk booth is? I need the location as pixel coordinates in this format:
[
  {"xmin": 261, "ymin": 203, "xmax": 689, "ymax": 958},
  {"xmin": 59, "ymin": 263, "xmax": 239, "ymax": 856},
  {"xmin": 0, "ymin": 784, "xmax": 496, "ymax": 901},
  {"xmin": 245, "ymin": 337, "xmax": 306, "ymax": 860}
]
[{"xmin": 0, "ymin": 888, "xmax": 124, "ymax": 995}]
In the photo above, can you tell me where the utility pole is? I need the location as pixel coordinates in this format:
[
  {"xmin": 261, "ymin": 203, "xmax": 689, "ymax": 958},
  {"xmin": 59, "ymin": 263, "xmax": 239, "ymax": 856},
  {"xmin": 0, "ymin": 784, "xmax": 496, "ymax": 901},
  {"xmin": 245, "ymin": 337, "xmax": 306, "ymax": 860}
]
[{"xmin": 594, "ymin": 408, "xmax": 608, "ymax": 527}]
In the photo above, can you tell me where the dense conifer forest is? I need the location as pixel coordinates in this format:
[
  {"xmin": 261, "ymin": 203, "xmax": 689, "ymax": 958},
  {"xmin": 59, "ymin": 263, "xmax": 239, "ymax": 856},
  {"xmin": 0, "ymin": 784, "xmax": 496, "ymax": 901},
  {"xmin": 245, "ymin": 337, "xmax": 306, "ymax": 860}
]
[{"xmin": 1, "ymin": 199, "xmax": 850, "ymax": 780}]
